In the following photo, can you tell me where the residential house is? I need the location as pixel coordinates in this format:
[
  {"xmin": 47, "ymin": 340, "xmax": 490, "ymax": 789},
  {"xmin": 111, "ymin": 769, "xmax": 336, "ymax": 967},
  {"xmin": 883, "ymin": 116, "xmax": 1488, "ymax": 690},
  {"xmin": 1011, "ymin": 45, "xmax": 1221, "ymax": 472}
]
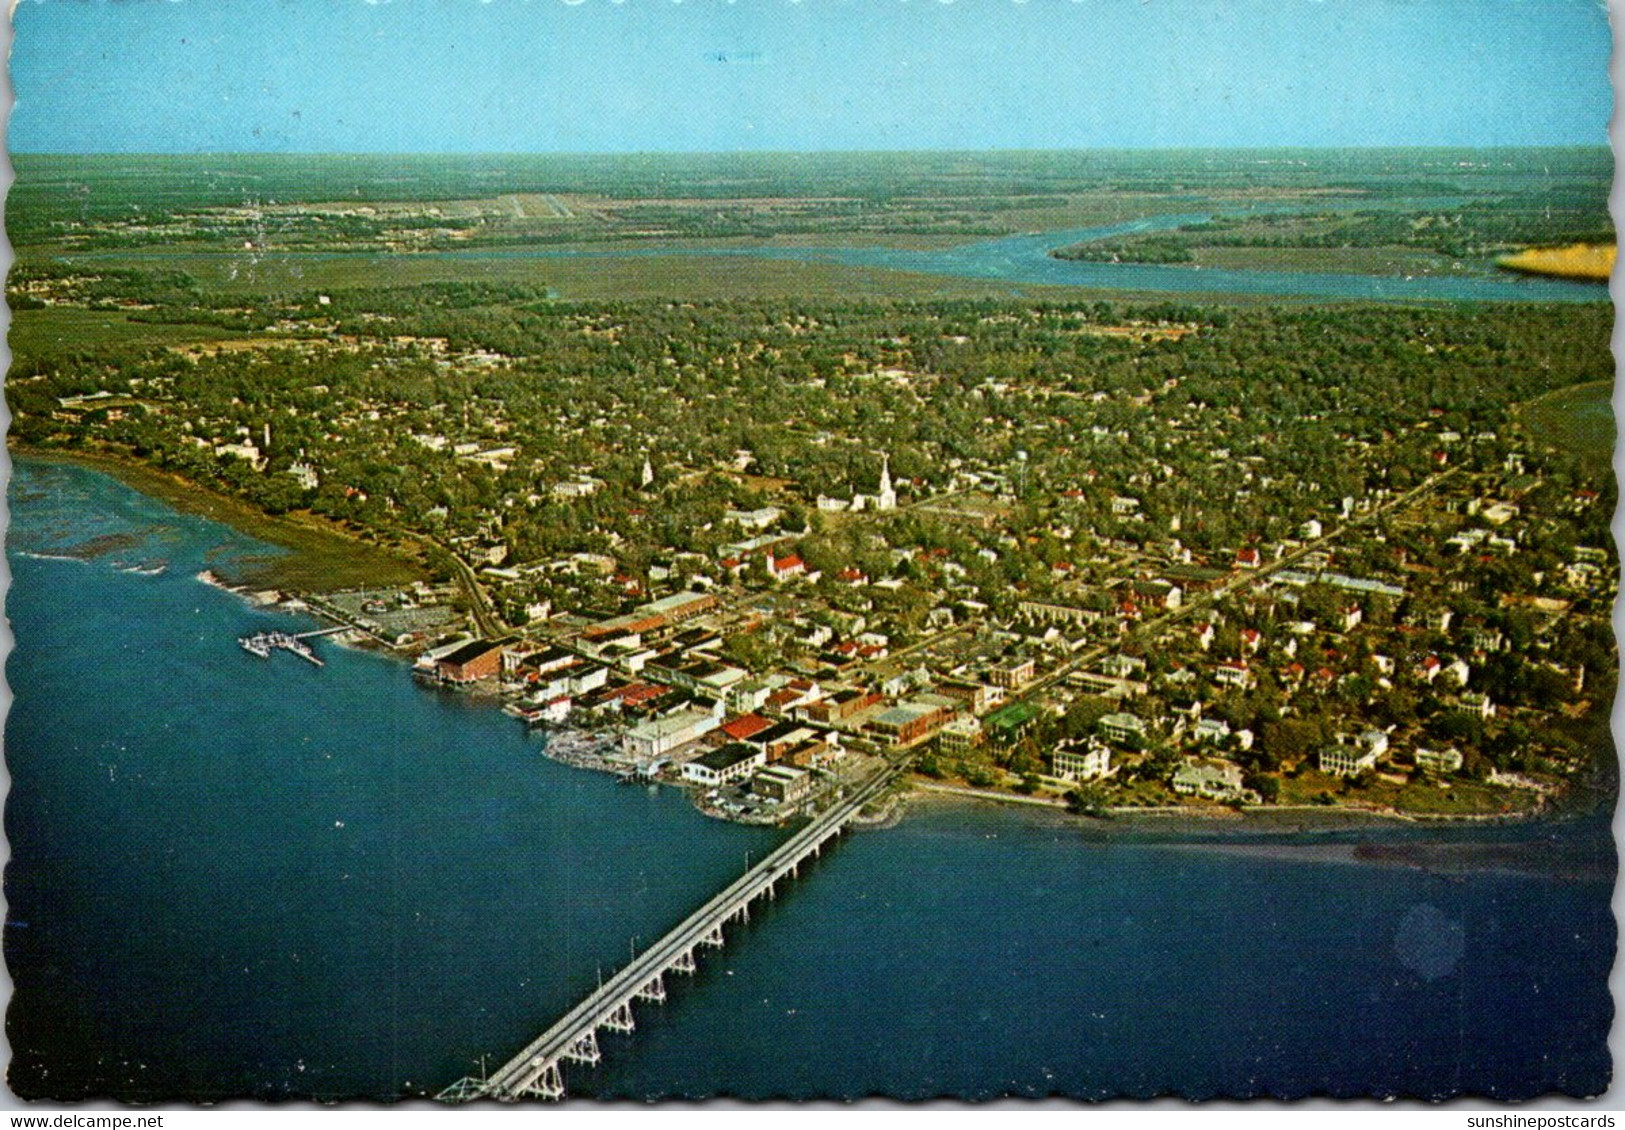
[
  {"xmin": 1052, "ymin": 738, "xmax": 1112, "ymax": 782},
  {"xmin": 1099, "ymin": 712, "xmax": 1147, "ymax": 746},
  {"xmin": 1171, "ymin": 758, "xmax": 1248, "ymax": 800},
  {"xmin": 1319, "ymin": 743, "xmax": 1379, "ymax": 778},
  {"xmin": 936, "ymin": 715, "xmax": 985, "ymax": 757}
]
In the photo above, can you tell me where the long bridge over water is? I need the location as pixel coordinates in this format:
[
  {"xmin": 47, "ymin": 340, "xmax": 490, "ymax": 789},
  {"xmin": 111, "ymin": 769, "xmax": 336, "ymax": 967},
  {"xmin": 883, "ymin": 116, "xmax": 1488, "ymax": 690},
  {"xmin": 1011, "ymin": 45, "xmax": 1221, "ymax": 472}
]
[{"xmin": 438, "ymin": 760, "xmax": 904, "ymax": 1102}]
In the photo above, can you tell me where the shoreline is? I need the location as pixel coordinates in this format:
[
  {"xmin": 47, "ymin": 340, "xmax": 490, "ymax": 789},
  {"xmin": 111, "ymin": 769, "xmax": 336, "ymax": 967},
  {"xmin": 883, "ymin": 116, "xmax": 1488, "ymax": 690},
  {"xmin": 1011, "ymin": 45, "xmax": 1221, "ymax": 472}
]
[
  {"xmin": 11, "ymin": 444, "xmax": 426, "ymax": 592},
  {"xmin": 17, "ymin": 447, "xmax": 1604, "ymax": 840},
  {"xmin": 904, "ymin": 778, "xmax": 1590, "ymax": 843}
]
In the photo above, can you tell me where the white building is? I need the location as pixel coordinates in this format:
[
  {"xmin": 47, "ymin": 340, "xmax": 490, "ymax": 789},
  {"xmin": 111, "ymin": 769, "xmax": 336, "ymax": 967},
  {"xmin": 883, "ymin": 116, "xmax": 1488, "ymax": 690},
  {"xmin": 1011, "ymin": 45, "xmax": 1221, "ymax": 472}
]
[
  {"xmin": 553, "ymin": 476, "xmax": 606, "ymax": 499},
  {"xmin": 623, "ymin": 708, "xmax": 720, "ymax": 761},
  {"xmin": 1052, "ymin": 738, "xmax": 1112, "ymax": 782},
  {"xmin": 726, "ymin": 506, "xmax": 783, "ymax": 531},
  {"xmin": 1098, "ymin": 712, "xmax": 1147, "ymax": 746},
  {"xmin": 681, "ymin": 743, "xmax": 766, "ymax": 787},
  {"xmin": 876, "ymin": 455, "xmax": 897, "ymax": 511},
  {"xmin": 1171, "ymin": 758, "xmax": 1248, "ymax": 800},
  {"xmin": 1319, "ymin": 744, "xmax": 1379, "ymax": 778},
  {"xmin": 1357, "ymin": 730, "xmax": 1390, "ymax": 759}
]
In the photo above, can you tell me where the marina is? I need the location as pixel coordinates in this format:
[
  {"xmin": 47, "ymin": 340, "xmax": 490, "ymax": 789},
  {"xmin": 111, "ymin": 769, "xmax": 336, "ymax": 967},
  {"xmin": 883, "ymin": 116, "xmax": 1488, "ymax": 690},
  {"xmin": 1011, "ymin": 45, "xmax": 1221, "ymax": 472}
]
[{"xmin": 236, "ymin": 626, "xmax": 349, "ymax": 667}]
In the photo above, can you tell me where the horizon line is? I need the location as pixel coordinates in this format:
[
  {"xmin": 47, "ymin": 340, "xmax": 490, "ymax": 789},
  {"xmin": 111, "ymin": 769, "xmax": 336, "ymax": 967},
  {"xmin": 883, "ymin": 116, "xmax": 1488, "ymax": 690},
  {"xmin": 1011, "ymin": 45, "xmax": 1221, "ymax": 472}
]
[{"xmin": 8, "ymin": 143, "xmax": 1612, "ymax": 160}]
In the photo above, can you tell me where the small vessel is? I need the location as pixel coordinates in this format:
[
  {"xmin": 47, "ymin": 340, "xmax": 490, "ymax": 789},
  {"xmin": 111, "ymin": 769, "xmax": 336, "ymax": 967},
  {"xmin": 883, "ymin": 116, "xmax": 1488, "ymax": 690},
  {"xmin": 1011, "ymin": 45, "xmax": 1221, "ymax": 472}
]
[
  {"xmin": 238, "ymin": 630, "xmax": 324, "ymax": 666},
  {"xmin": 240, "ymin": 633, "xmax": 272, "ymax": 658}
]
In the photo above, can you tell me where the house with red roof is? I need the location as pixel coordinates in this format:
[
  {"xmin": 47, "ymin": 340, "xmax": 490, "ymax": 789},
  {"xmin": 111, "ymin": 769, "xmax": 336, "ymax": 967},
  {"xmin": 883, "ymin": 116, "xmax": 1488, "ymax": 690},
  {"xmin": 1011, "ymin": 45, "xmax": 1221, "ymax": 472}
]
[
  {"xmin": 766, "ymin": 552, "xmax": 806, "ymax": 582},
  {"xmin": 721, "ymin": 712, "xmax": 774, "ymax": 742}
]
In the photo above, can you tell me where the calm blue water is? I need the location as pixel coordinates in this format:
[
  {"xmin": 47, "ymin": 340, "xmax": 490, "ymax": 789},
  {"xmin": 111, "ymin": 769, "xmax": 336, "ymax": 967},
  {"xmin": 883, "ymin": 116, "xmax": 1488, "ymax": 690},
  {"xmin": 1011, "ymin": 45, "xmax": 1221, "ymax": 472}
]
[
  {"xmin": 86, "ymin": 204, "xmax": 1606, "ymax": 304},
  {"xmin": 422, "ymin": 206, "xmax": 1604, "ymax": 304},
  {"xmin": 4, "ymin": 459, "xmax": 1616, "ymax": 1101}
]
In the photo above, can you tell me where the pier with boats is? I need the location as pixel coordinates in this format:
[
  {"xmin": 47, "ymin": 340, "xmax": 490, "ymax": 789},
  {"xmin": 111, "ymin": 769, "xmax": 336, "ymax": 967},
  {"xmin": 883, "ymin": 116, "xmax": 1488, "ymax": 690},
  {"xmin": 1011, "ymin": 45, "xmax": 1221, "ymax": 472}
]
[{"xmin": 237, "ymin": 625, "xmax": 348, "ymax": 667}]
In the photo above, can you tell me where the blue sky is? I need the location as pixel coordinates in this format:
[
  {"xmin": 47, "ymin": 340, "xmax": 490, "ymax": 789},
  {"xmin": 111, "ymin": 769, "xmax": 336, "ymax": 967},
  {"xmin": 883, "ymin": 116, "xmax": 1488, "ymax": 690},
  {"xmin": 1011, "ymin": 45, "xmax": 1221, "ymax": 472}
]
[{"xmin": 8, "ymin": 0, "xmax": 1615, "ymax": 152}]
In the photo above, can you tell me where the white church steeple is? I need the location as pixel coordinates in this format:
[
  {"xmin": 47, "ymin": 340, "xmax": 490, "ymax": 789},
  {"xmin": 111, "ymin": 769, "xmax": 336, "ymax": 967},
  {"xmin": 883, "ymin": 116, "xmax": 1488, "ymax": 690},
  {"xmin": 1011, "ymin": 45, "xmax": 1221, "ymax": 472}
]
[{"xmin": 876, "ymin": 454, "xmax": 897, "ymax": 511}]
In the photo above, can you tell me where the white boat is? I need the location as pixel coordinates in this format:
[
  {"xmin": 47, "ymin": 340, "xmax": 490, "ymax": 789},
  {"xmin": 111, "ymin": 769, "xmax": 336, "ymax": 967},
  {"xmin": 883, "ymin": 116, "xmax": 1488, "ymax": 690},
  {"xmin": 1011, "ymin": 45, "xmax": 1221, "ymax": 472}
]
[{"xmin": 239, "ymin": 634, "xmax": 272, "ymax": 658}]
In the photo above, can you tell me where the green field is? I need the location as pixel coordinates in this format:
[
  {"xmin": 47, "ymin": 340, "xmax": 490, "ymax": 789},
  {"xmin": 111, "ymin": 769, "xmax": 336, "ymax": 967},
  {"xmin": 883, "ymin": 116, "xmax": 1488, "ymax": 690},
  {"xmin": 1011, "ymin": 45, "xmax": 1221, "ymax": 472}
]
[
  {"xmin": 8, "ymin": 306, "xmax": 244, "ymax": 356},
  {"xmin": 1520, "ymin": 380, "xmax": 1615, "ymax": 475},
  {"xmin": 36, "ymin": 249, "xmax": 1094, "ymax": 304}
]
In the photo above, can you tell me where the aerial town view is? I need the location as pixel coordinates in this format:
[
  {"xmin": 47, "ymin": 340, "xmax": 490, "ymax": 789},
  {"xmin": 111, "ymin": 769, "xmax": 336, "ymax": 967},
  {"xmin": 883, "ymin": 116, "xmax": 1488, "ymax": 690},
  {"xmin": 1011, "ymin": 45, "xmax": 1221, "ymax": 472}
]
[{"xmin": 3, "ymin": 0, "xmax": 1617, "ymax": 1110}]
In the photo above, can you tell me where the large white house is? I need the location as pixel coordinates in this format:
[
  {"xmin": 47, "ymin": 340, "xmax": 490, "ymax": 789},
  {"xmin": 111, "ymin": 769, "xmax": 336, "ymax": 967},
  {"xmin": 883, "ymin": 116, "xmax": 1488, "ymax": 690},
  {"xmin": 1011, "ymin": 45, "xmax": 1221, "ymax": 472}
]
[
  {"xmin": 1171, "ymin": 758, "xmax": 1248, "ymax": 800},
  {"xmin": 1052, "ymin": 738, "xmax": 1112, "ymax": 782},
  {"xmin": 1098, "ymin": 712, "xmax": 1146, "ymax": 746},
  {"xmin": 1319, "ymin": 744, "xmax": 1379, "ymax": 778}
]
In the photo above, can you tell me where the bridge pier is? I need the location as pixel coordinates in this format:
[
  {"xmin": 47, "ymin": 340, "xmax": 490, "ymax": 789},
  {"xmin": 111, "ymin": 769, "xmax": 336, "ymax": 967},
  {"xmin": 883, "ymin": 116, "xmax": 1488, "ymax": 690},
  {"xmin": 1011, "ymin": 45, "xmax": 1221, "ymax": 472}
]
[
  {"xmin": 517, "ymin": 1061, "xmax": 564, "ymax": 1102},
  {"xmin": 603, "ymin": 1001, "xmax": 637, "ymax": 1034},
  {"xmin": 562, "ymin": 1030, "xmax": 601, "ymax": 1066},
  {"xmin": 442, "ymin": 764, "xmax": 903, "ymax": 1105}
]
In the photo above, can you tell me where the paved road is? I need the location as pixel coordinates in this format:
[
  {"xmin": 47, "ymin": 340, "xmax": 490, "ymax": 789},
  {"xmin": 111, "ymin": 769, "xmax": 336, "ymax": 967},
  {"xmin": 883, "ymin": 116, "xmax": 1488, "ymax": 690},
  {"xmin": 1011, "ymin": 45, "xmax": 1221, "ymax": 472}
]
[{"xmin": 447, "ymin": 549, "xmax": 506, "ymax": 639}]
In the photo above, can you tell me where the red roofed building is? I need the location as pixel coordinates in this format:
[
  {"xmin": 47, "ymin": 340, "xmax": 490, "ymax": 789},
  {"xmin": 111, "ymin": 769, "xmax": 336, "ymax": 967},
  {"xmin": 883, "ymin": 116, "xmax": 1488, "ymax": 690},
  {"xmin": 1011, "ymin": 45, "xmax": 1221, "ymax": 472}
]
[
  {"xmin": 721, "ymin": 713, "xmax": 774, "ymax": 742},
  {"xmin": 435, "ymin": 639, "xmax": 507, "ymax": 684},
  {"xmin": 764, "ymin": 688, "xmax": 803, "ymax": 715},
  {"xmin": 604, "ymin": 682, "xmax": 668, "ymax": 710},
  {"xmin": 767, "ymin": 552, "xmax": 806, "ymax": 581}
]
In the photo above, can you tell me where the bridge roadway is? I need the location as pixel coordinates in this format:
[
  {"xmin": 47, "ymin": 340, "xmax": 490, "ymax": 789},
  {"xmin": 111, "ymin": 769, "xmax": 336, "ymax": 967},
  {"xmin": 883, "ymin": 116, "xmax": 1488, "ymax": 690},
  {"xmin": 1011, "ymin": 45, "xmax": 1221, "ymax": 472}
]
[{"xmin": 451, "ymin": 759, "xmax": 904, "ymax": 1102}]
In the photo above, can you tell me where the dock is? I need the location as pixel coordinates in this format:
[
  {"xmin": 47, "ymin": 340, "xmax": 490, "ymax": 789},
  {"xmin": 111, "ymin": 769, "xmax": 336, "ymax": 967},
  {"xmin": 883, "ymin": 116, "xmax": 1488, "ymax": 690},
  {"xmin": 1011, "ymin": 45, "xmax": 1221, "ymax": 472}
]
[{"xmin": 237, "ymin": 626, "xmax": 346, "ymax": 667}]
